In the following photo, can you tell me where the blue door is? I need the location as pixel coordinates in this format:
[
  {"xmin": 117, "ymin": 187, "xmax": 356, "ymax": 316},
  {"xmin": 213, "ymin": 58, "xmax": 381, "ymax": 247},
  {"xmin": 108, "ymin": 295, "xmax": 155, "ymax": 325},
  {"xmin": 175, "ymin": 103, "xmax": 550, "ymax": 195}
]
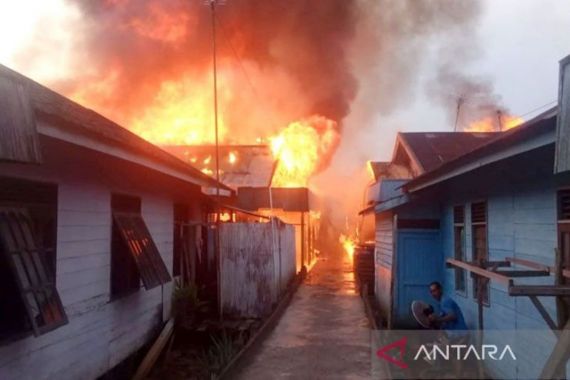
[{"xmin": 395, "ymin": 229, "xmax": 443, "ymax": 326}]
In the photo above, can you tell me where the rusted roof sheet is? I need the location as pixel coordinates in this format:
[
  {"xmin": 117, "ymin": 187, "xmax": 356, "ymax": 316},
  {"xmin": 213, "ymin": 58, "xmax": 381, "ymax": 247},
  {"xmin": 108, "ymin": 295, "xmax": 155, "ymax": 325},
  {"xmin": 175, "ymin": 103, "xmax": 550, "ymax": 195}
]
[
  {"xmin": 165, "ymin": 145, "xmax": 276, "ymax": 190},
  {"xmin": 399, "ymin": 132, "xmax": 500, "ymax": 173},
  {"xmin": 237, "ymin": 187, "xmax": 309, "ymax": 212},
  {"xmin": 0, "ymin": 64, "xmax": 227, "ymax": 190}
]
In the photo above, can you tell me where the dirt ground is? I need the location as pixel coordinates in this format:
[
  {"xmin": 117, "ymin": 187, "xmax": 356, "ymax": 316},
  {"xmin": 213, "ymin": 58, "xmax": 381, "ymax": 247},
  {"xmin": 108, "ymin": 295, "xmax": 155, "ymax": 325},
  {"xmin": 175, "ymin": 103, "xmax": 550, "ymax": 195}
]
[{"xmin": 233, "ymin": 253, "xmax": 371, "ymax": 379}]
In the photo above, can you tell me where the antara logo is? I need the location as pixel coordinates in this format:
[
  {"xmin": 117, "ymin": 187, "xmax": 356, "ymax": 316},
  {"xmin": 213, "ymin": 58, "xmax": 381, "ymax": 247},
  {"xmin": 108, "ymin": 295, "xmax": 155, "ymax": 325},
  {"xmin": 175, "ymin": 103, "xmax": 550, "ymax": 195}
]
[{"xmin": 376, "ymin": 337, "xmax": 517, "ymax": 368}]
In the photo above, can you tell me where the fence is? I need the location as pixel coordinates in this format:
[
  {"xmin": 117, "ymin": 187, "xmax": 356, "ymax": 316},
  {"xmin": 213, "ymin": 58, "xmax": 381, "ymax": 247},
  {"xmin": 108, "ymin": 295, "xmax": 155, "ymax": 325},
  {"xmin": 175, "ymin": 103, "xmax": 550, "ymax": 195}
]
[{"xmin": 219, "ymin": 220, "xmax": 296, "ymax": 318}]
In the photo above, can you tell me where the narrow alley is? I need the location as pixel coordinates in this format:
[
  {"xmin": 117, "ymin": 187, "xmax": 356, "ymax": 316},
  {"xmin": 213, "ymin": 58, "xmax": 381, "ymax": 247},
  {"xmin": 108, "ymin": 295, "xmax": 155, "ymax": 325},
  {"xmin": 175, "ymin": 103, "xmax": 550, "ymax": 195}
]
[{"xmin": 234, "ymin": 253, "xmax": 371, "ymax": 379}]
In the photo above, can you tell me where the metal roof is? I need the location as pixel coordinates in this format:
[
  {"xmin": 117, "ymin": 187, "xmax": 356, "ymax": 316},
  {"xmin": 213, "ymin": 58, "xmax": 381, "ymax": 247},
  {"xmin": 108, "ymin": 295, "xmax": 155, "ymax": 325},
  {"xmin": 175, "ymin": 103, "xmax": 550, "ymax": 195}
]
[
  {"xmin": 237, "ymin": 187, "xmax": 310, "ymax": 212},
  {"xmin": 165, "ymin": 145, "xmax": 276, "ymax": 190},
  {"xmin": 398, "ymin": 132, "xmax": 500, "ymax": 173}
]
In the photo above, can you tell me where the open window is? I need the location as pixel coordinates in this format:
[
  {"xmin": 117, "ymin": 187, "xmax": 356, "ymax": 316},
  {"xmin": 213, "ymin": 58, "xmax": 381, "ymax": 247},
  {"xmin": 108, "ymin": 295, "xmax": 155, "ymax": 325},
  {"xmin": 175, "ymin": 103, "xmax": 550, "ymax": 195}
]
[
  {"xmin": 0, "ymin": 177, "xmax": 67, "ymax": 340},
  {"xmin": 471, "ymin": 201, "xmax": 490, "ymax": 305},
  {"xmin": 110, "ymin": 194, "xmax": 171, "ymax": 299},
  {"xmin": 453, "ymin": 205, "xmax": 467, "ymax": 295}
]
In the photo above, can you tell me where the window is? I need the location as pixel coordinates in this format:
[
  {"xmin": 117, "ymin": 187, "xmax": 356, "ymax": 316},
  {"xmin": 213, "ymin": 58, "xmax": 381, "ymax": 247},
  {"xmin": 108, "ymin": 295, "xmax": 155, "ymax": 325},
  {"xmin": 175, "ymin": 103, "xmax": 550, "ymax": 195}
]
[
  {"xmin": 471, "ymin": 201, "xmax": 489, "ymax": 305},
  {"xmin": 111, "ymin": 194, "xmax": 171, "ymax": 299},
  {"xmin": 0, "ymin": 177, "xmax": 67, "ymax": 341},
  {"xmin": 453, "ymin": 205, "xmax": 466, "ymax": 294},
  {"xmin": 557, "ymin": 190, "xmax": 570, "ymax": 284}
]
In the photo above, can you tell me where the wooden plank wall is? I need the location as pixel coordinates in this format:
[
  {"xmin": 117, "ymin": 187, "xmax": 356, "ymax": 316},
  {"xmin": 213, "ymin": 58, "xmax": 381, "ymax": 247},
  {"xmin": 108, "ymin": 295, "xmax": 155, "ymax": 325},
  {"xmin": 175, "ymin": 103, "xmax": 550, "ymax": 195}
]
[
  {"xmin": 220, "ymin": 222, "xmax": 296, "ymax": 318},
  {"xmin": 439, "ymin": 148, "xmax": 563, "ymax": 379},
  {"xmin": 555, "ymin": 55, "xmax": 570, "ymax": 173},
  {"xmin": 0, "ymin": 138, "xmax": 176, "ymax": 380},
  {"xmin": 374, "ymin": 212, "xmax": 394, "ymax": 327}
]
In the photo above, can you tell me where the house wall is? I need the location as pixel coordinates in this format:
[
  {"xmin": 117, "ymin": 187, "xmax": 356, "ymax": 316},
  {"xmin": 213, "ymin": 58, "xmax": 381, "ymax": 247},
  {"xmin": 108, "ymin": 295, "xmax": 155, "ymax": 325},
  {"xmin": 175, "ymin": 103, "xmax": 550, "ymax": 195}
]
[
  {"xmin": 0, "ymin": 136, "xmax": 198, "ymax": 379},
  {"xmin": 438, "ymin": 145, "xmax": 569, "ymax": 379},
  {"xmin": 375, "ymin": 212, "xmax": 394, "ymax": 327}
]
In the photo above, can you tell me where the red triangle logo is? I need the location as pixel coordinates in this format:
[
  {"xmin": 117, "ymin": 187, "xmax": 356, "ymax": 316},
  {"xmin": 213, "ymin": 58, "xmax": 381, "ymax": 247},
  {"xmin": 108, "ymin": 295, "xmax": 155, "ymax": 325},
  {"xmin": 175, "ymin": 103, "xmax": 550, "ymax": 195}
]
[{"xmin": 376, "ymin": 336, "xmax": 408, "ymax": 369}]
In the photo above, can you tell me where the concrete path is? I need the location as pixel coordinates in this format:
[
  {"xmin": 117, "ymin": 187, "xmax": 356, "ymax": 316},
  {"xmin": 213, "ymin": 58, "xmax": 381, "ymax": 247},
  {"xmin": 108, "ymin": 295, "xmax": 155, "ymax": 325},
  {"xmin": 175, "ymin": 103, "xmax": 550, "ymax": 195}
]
[{"xmin": 234, "ymin": 254, "xmax": 371, "ymax": 379}]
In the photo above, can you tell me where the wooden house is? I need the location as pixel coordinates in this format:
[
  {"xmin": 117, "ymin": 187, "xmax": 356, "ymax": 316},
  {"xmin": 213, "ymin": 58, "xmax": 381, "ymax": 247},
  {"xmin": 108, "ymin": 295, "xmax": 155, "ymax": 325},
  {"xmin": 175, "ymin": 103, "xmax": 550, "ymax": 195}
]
[
  {"xmin": 367, "ymin": 55, "xmax": 570, "ymax": 379},
  {"xmin": 0, "ymin": 65, "xmax": 229, "ymax": 379}
]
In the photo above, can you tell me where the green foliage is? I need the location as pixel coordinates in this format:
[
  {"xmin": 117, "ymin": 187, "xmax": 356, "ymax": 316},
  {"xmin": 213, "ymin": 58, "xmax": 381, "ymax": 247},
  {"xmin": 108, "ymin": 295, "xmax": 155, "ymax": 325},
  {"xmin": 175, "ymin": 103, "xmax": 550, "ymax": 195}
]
[
  {"xmin": 196, "ymin": 331, "xmax": 242, "ymax": 378},
  {"xmin": 173, "ymin": 281, "xmax": 208, "ymax": 325}
]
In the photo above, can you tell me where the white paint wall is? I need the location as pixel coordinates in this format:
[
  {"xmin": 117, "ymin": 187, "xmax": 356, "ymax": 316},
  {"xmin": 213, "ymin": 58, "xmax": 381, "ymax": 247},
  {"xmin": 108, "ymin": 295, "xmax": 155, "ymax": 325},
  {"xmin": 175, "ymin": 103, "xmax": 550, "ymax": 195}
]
[{"xmin": 0, "ymin": 138, "xmax": 178, "ymax": 380}]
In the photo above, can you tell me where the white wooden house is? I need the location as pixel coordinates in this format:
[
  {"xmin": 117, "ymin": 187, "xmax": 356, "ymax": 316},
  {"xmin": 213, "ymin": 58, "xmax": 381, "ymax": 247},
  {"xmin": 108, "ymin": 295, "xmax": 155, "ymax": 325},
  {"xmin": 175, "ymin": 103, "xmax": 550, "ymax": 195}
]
[{"xmin": 0, "ymin": 65, "xmax": 228, "ymax": 379}]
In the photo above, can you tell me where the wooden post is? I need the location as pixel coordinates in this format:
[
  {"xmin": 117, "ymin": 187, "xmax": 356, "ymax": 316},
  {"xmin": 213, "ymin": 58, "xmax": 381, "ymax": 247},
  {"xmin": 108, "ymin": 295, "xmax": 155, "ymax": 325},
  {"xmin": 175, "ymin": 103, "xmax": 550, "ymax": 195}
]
[{"xmin": 301, "ymin": 212, "xmax": 305, "ymax": 268}]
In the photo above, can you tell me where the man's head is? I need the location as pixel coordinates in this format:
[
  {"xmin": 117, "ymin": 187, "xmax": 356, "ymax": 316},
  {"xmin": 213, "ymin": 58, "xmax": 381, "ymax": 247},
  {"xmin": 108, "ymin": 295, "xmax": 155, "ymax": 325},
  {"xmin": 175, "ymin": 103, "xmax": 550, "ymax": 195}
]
[{"xmin": 429, "ymin": 281, "xmax": 443, "ymax": 301}]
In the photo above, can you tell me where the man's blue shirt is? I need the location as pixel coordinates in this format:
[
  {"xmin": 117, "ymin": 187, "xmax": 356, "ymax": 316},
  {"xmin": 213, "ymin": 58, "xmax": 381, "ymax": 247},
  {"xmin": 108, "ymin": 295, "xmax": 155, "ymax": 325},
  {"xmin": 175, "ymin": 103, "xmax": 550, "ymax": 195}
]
[{"xmin": 438, "ymin": 295, "xmax": 468, "ymax": 331}]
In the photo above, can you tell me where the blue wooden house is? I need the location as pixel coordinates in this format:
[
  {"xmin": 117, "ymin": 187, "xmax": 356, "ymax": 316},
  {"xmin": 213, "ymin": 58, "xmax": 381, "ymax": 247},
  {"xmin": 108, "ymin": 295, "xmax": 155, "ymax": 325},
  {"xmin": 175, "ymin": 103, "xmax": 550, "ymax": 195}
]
[{"xmin": 367, "ymin": 55, "xmax": 570, "ymax": 379}]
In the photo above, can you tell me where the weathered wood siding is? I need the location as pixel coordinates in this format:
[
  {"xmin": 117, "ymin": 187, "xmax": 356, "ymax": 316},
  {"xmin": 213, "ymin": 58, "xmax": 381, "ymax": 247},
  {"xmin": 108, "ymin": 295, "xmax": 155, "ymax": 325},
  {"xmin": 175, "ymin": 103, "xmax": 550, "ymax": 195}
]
[
  {"xmin": 0, "ymin": 75, "xmax": 42, "ymax": 164},
  {"xmin": 440, "ymin": 145, "xmax": 565, "ymax": 379},
  {"xmin": 220, "ymin": 222, "xmax": 296, "ymax": 318},
  {"xmin": 0, "ymin": 136, "xmax": 179, "ymax": 380},
  {"xmin": 374, "ymin": 212, "xmax": 394, "ymax": 326},
  {"xmin": 555, "ymin": 55, "xmax": 570, "ymax": 173}
]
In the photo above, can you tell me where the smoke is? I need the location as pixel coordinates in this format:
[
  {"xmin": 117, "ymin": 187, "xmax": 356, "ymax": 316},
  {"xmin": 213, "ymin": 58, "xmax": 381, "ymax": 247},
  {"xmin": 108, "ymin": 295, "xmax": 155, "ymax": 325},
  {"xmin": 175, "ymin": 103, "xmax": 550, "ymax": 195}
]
[
  {"xmin": 51, "ymin": 0, "xmax": 358, "ymax": 140},
  {"xmin": 8, "ymin": 0, "xmax": 504, "ymax": 226}
]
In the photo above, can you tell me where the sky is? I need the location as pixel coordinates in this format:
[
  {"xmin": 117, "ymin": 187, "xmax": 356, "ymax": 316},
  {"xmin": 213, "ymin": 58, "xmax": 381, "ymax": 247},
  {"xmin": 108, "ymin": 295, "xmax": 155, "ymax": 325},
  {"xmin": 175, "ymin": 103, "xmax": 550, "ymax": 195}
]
[
  {"xmin": 333, "ymin": 0, "xmax": 570, "ymax": 170},
  {"xmin": 0, "ymin": 0, "xmax": 569, "ymax": 165}
]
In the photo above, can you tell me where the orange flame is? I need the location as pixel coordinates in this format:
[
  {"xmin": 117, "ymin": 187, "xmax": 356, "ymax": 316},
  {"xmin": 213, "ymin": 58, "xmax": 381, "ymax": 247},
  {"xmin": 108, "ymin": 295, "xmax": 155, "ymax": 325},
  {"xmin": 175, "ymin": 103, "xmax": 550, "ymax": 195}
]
[
  {"xmin": 465, "ymin": 115, "xmax": 523, "ymax": 132},
  {"xmin": 270, "ymin": 115, "xmax": 339, "ymax": 188},
  {"xmin": 339, "ymin": 234, "xmax": 356, "ymax": 258}
]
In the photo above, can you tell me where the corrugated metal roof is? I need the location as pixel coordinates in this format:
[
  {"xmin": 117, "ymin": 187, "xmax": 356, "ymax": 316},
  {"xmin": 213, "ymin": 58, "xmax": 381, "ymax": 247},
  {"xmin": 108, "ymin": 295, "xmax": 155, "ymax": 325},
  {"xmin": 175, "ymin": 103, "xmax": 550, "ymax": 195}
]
[
  {"xmin": 165, "ymin": 145, "xmax": 276, "ymax": 190},
  {"xmin": 399, "ymin": 132, "xmax": 500, "ymax": 173},
  {"xmin": 0, "ymin": 64, "xmax": 227, "ymax": 190}
]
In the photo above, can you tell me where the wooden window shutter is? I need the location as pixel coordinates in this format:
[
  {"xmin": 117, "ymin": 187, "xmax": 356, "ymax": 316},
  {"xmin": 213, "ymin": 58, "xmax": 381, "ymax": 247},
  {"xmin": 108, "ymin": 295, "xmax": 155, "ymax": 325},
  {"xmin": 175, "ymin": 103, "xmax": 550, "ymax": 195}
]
[
  {"xmin": 0, "ymin": 207, "xmax": 67, "ymax": 336},
  {"xmin": 471, "ymin": 202, "xmax": 487, "ymax": 224},
  {"xmin": 112, "ymin": 212, "xmax": 171, "ymax": 289}
]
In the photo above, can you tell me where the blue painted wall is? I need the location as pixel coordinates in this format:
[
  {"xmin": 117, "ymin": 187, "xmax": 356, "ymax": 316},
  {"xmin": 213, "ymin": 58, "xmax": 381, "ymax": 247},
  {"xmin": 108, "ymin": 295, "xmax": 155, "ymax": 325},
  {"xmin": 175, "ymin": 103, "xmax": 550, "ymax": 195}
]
[{"xmin": 437, "ymin": 145, "xmax": 568, "ymax": 379}]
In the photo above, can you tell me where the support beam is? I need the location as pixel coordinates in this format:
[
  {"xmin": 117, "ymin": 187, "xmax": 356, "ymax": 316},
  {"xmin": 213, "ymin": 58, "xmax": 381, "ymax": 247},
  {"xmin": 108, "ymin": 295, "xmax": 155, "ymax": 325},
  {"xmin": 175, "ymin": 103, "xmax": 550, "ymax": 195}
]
[
  {"xmin": 495, "ymin": 270, "xmax": 550, "ymax": 277},
  {"xmin": 446, "ymin": 259, "xmax": 512, "ymax": 286},
  {"xmin": 509, "ymin": 285, "xmax": 570, "ymax": 297},
  {"xmin": 540, "ymin": 317, "xmax": 570, "ymax": 380},
  {"xmin": 529, "ymin": 295, "xmax": 558, "ymax": 332}
]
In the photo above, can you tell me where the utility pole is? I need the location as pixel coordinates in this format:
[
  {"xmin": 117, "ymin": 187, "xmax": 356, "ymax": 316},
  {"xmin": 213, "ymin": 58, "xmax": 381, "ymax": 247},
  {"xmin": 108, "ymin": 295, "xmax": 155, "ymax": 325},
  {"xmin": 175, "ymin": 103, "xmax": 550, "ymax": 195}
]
[
  {"xmin": 454, "ymin": 96, "xmax": 464, "ymax": 132},
  {"xmin": 207, "ymin": 0, "xmax": 223, "ymax": 320}
]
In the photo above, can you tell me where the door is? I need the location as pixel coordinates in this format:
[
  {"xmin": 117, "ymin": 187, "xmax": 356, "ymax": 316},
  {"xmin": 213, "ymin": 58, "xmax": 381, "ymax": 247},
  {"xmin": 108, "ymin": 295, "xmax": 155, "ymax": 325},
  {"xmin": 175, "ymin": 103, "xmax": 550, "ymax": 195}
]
[{"xmin": 395, "ymin": 229, "xmax": 443, "ymax": 326}]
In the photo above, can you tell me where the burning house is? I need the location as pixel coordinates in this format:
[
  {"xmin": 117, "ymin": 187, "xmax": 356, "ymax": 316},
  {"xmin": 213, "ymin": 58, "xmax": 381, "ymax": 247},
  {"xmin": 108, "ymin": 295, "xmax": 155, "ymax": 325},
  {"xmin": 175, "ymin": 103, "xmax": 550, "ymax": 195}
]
[
  {"xmin": 0, "ymin": 64, "xmax": 233, "ymax": 379},
  {"xmin": 167, "ymin": 144, "xmax": 320, "ymax": 273}
]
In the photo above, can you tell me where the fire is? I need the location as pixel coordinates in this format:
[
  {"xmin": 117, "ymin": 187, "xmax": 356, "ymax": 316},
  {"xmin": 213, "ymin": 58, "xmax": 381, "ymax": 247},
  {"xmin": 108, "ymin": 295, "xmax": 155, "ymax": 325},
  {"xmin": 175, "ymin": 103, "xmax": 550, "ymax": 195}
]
[
  {"xmin": 339, "ymin": 234, "xmax": 356, "ymax": 258},
  {"xmin": 127, "ymin": 76, "xmax": 230, "ymax": 145},
  {"xmin": 465, "ymin": 114, "xmax": 523, "ymax": 132},
  {"xmin": 270, "ymin": 115, "xmax": 339, "ymax": 188},
  {"xmin": 228, "ymin": 151, "xmax": 237, "ymax": 164}
]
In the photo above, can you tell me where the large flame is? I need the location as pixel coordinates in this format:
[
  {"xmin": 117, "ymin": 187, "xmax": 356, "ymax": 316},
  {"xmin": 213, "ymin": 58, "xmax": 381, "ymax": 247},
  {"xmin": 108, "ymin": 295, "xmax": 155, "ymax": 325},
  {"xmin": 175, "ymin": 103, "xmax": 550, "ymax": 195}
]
[
  {"xmin": 465, "ymin": 114, "xmax": 523, "ymax": 132},
  {"xmin": 270, "ymin": 115, "xmax": 339, "ymax": 188}
]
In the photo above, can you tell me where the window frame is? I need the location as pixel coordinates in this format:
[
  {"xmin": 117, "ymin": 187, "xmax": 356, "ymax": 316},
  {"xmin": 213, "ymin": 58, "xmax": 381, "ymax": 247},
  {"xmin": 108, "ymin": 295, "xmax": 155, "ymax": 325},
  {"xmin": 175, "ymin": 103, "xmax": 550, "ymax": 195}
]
[
  {"xmin": 557, "ymin": 190, "xmax": 570, "ymax": 285},
  {"xmin": 453, "ymin": 205, "xmax": 467, "ymax": 297},
  {"xmin": 110, "ymin": 193, "xmax": 171, "ymax": 300},
  {"xmin": 471, "ymin": 201, "xmax": 490, "ymax": 306}
]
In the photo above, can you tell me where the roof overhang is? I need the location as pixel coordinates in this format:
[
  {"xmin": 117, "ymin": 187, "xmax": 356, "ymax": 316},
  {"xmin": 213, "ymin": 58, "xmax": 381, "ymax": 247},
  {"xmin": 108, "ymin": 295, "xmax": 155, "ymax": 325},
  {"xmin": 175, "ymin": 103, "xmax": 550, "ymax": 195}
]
[{"xmin": 38, "ymin": 118, "xmax": 233, "ymax": 193}]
